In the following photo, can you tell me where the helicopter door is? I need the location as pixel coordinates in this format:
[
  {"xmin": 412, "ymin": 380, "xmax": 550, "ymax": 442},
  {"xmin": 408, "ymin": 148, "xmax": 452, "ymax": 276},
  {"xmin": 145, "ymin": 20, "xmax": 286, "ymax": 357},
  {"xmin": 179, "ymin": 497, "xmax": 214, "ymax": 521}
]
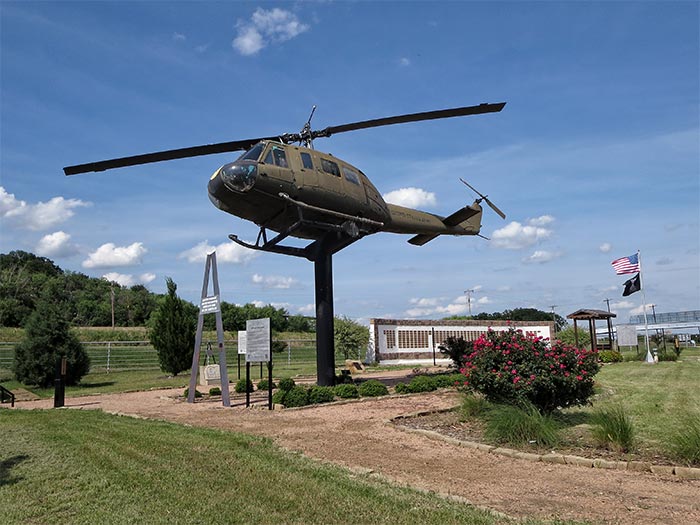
[
  {"xmin": 318, "ymin": 157, "xmax": 344, "ymax": 196},
  {"xmin": 261, "ymin": 144, "xmax": 296, "ymax": 194}
]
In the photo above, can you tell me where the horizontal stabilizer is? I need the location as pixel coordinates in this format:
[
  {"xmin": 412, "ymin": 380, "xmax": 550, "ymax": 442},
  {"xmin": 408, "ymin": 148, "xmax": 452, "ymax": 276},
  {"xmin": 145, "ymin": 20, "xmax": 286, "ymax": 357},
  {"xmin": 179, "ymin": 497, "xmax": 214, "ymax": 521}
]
[
  {"xmin": 408, "ymin": 233, "xmax": 439, "ymax": 246},
  {"xmin": 442, "ymin": 205, "xmax": 480, "ymax": 227}
]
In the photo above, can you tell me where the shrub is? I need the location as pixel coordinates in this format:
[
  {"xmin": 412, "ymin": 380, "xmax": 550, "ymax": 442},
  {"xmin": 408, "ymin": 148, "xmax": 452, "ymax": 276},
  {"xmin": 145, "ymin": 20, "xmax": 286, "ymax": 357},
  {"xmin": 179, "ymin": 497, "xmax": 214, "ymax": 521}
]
[
  {"xmin": 13, "ymin": 284, "xmax": 90, "ymax": 387},
  {"xmin": 282, "ymin": 385, "xmax": 310, "ymax": 407},
  {"xmin": 460, "ymin": 327, "xmax": 600, "ymax": 413},
  {"xmin": 432, "ymin": 373, "xmax": 465, "ymax": 389},
  {"xmin": 208, "ymin": 387, "xmax": 221, "ymax": 396},
  {"xmin": 598, "ymin": 350, "xmax": 623, "ymax": 363},
  {"xmin": 335, "ymin": 371, "xmax": 354, "ymax": 384},
  {"xmin": 590, "ymin": 404, "xmax": 636, "ymax": 453},
  {"xmin": 357, "ymin": 379, "xmax": 389, "ymax": 397},
  {"xmin": 657, "ymin": 352, "xmax": 678, "ymax": 362},
  {"xmin": 257, "ymin": 379, "xmax": 276, "ymax": 391},
  {"xmin": 184, "ymin": 388, "xmax": 202, "ymax": 398},
  {"xmin": 484, "ymin": 402, "xmax": 561, "ymax": 448},
  {"xmin": 308, "ymin": 385, "xmax": 335, "ymax": 404},
  {"xmin": 272, "ymin": 389, "xmax": 287, "ymax": 405},
  {"xmin": 234, "ymin": 378, "xmax": 254, "ymax": 393},
  {"xmin": 278, "ymin": 377, "xmax": 296, "ymax": 391},
  {"xmin": 439, "ymin": 337, "xmax": 473, "ymax": 370},
  {"xmin": 668, "ymin": 415, "xmax": 700, "ymax": 466},
  {"xmin": 406, "ymin": 375, "xmax": 439, "ymax": 393},
  {"xmin": 394, "ymin": 383, "xmax": 410, "ymax": 395},
  {"xmin": 334, "ymin": 383, "xmax": 359, "ymax": 399},
  {"xmin": 334, "ymin": 316, "xmax": 369, "ymax": 360},
  {"xmin": 149, "ymin": 278, "xmax": 195, "ymax": 376}
]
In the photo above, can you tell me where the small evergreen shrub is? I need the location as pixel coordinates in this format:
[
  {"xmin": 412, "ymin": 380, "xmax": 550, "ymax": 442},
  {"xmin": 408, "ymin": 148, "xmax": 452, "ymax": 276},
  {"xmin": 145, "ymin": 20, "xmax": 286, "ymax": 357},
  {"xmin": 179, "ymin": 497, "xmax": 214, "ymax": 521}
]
[
  {"xmin": 282, "ymin": 385, "xmax": 310, "ymax": 407},
  {"xmin": 183, "ymin": 388, "xmax": 202, "ymax": 398},
  {"xmin": 439, "ymin": 336, "xmax": 474, "ymax": 370},
  {"xmin": 598, "ymin": 350, "xmax": 623, "ymax": 363},
  {"xmin": 590, "ymin": 404, "xmax": 636, "ymax": 452},
  {"xmin": 257, "ymin": 379, "xmax": 276, "ymax": 391},
  {"xmin": 209, "ymin": 387, "xmax": 221, "ymax": 396},
  {"xmin": 234, "ymin": 378, "xmax": 254, "ymax": 393},
  {"xmin": 357, "ymin": 379, "xmax": 389, "ymax": 397},
  {"xmin": 308, "ymin": 385, "xmax": 335, "ymax": 404},
  {"xmin": 669, "ymin": 415, "xmax": 700, "ymax": 466},
  {"xmin": 279, "ymin": 377, "xmax": 296, "ymax": 391},
  {"xmin": 657, "ymin": 352, "xmax": 678, "ymax": 362},
  {"xmin": 394, "ymin": 383, "xmax": 410, "ymax": 394},
  {"xmin": 333, "ymin": 383, "xmax": 359, "ymax": 399},
  {"xmin": 484, "ymin": 402, "xmax": 560, "ymax": 448},
  {"xmin": 406, "ymin": 375, "xmax": 439, "ymax": 393},
  {"xmin": 460, "ymin": 327, "xmax": 600, "ymax": 413},
  {"xmin": 272, "ymin": 389, "xmax": 287, "ymax": 405}
]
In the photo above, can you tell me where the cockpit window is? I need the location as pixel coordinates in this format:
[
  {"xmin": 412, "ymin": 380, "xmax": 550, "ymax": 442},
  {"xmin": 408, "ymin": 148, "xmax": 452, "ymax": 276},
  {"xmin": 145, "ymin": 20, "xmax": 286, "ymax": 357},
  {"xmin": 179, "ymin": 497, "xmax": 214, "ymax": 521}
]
[
  {"xmin": 300, "ymin": 152, "xmax": 313, "ymax": 169},
  {"xmin": 321, "ymin": 158, "xmax": 340, "ymax": 177},
  {"xmin": 342, "ymin": 166, "xmax": 361, "ymax": 185},
  {"xmin": 239, "ymin": 143, "xmax": 265, "ymax": 161}
]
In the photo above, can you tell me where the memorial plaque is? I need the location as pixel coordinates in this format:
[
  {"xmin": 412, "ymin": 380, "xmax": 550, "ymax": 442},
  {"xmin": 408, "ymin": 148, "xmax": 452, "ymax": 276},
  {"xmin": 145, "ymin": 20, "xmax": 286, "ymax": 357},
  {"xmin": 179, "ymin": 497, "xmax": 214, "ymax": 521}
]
[
  {"xmin": 617, "ymin": 325, "xmax": 638, "ymax": 347},
  {"xmin": 246, "ymin": 318, "xmax": 271, "ymax": 363},
  {"xmin": 238, "ymin": 330, "xmax": 247, "ymax": 354},
  {"xmin": 200, "ymin": 295, "xmax": 220, "ymax": 314}
]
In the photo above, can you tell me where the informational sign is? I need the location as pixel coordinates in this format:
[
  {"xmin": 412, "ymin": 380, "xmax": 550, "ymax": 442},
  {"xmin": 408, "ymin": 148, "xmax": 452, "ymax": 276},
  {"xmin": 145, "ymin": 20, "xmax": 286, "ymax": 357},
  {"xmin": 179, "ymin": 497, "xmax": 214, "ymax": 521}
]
[
  {"xmin": 617, "ymin": 325, "xmax": 638, "ymax": 347},
  {"xmin": 237, "ymin": 330, "xmax": 247, "ymax": 355},
  {"xmin": 200, "ymin": 295, "xmax": 220, "ymax": 314},
  {"xmin": 245, "ymin": 318, "xmax": 271, "ymax": 363}
]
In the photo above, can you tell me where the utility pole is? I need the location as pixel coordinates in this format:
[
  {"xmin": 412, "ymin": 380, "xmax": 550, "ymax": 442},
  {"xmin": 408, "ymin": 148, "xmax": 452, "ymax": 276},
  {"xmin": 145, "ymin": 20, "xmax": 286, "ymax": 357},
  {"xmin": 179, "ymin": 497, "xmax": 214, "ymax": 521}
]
[
  {"xmin": 603, "ymin": 298, "xmax": 611, "ymax": 312},
  {"xmin": 464, "ymin": 289, "xmax": 475, "ymax": 317},
  {"xmin": 110, "ymin": 283, "xmax": 115, "ymax": 329},
  {"xmin": 549, "ymin": 305, "xmax": 558, "ymax": 335}
]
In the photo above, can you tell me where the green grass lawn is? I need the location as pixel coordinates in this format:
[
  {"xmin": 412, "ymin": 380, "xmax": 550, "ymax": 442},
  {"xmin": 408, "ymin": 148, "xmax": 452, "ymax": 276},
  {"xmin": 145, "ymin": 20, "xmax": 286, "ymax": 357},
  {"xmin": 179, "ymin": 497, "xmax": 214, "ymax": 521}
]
[{"xmin": 0, "ymin": 410, "xmax": 504, "ymax": 525}]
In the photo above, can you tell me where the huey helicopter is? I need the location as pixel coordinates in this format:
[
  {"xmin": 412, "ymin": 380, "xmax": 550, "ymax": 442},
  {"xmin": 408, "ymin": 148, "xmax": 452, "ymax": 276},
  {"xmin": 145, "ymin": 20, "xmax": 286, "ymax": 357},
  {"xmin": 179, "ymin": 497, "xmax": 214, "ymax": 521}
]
[
  {"xmin": 64, "ymin": 102, "xmax": 506, "ymax": 260},
  {"xmin": 64, "ymin": 102, "xmax": 507, "ymax": 386}
]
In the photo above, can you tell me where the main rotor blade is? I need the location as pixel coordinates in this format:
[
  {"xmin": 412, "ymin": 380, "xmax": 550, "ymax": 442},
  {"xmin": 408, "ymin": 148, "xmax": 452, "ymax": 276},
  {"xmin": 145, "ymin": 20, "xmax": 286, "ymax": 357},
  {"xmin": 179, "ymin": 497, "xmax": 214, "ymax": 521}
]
[
  {"xmin": 315, "ymin": 102, "xmax": 506, "ymax": 138},
  {"xmin": 63, "ymin": 136, "xmax": 278, "ymax": 175}
]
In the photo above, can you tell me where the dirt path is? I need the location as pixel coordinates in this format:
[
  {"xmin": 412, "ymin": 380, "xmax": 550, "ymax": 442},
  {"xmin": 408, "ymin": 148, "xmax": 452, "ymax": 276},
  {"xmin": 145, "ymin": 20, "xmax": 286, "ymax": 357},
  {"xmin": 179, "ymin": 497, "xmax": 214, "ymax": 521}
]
[{"xmin": 12, "ymin": 385, "xmax": 699, "ymax": 524}]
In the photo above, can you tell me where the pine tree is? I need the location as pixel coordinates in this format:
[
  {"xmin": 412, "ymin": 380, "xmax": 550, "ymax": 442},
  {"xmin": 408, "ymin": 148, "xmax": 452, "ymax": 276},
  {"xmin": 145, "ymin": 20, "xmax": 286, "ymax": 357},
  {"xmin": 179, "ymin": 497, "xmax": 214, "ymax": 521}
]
[
  {"xmin": 13, "ymin": 283, "xmax": 90, "ymax": 387},
  {"xmin": 149, "ymin": 278, "xmax": 195, "ymax": 376}
]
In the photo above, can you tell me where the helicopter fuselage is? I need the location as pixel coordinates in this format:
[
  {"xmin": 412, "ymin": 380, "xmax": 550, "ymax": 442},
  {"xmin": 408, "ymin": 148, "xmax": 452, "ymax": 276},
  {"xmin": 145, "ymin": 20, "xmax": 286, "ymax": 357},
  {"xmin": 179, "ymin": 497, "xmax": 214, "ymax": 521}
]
[{"xmin": 207, "ymin": 140, "xmax": 483, "ymax": 243}]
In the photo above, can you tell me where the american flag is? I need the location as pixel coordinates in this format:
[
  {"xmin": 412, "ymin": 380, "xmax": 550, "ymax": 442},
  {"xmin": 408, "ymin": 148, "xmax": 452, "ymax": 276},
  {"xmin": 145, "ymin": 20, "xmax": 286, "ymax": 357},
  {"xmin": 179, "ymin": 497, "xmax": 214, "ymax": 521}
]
[{"xmin": 611, "ymin": 253, "xmax": 640, "ymax": 275}]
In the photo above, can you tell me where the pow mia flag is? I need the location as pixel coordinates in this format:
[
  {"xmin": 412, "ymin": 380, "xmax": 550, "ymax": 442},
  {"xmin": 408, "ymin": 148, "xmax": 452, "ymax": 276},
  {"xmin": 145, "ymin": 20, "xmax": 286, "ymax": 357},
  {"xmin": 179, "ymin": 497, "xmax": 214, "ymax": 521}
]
[{"xmin": 622, "ymin": 273, "xmax": 641, "ymax": 297}]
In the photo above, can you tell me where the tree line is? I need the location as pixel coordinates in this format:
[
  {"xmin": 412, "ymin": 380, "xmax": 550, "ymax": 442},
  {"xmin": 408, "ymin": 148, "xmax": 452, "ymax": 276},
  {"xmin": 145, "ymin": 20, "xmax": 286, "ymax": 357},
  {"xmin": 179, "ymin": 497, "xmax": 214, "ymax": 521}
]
[{"xmin": 0, "ymin": 251, "xmax": 313, "ymax": 332}]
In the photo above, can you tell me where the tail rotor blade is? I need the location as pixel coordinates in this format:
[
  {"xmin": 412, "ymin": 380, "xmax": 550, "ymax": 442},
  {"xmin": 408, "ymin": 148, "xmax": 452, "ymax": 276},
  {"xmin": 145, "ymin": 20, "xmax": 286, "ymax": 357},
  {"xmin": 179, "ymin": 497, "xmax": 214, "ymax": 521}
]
[{"xmin": 460, "ymin": 178, "xmax": 506, "ymax": 220}]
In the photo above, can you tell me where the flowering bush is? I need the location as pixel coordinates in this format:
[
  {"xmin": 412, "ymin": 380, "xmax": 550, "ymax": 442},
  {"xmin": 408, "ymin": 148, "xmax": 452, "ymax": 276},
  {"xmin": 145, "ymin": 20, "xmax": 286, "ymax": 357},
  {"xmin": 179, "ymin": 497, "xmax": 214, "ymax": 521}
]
[{"xmin": 459, "ymin": 328, "xmax": 600, "ymax": 413}]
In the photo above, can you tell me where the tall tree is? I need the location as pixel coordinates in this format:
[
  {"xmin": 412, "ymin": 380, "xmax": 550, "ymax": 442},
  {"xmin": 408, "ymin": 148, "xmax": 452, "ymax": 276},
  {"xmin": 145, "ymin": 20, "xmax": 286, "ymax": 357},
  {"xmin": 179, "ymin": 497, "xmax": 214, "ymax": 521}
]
[
  {"xmin": 334, "ymin": 316, "xmax": 369, "ymax": 361},
  {"xmin": 149, "ymin": 278, "xmax": 196, "ymax": 376},
  {"xmin": 13, "ymin": 282, "xmax": 90, "ymax": 387}
]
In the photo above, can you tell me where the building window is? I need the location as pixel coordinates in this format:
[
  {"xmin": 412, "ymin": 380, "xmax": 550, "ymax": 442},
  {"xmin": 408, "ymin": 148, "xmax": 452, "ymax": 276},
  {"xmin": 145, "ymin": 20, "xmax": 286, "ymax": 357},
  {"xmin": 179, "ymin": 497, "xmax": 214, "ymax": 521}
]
[{"xmin": 384, "ymin": 329, "xmax": 396, "ymax": 349}]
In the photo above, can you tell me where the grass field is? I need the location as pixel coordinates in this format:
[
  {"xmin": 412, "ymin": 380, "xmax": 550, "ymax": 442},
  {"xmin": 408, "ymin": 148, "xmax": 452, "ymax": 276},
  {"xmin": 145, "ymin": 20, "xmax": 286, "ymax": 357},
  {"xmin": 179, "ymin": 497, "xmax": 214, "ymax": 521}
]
[{"xmin": 0, "ymin": 410, "xmax": 505, "ymax": 525}]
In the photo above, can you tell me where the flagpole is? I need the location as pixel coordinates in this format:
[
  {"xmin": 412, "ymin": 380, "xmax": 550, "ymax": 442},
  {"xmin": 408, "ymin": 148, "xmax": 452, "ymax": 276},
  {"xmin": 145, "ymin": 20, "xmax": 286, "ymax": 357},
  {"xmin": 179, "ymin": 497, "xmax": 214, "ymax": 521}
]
[{"xmin": 637, "ymin": 250, "xmax": 653, "ymax": 363}]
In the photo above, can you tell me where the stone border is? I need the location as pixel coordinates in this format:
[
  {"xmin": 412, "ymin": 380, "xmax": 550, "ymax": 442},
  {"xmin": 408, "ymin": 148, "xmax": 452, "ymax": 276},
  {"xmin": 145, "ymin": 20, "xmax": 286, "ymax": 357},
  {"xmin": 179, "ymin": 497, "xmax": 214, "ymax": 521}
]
[{"xmin": 391, "ymin": 408, "xmax": 700, "ymax": 480}]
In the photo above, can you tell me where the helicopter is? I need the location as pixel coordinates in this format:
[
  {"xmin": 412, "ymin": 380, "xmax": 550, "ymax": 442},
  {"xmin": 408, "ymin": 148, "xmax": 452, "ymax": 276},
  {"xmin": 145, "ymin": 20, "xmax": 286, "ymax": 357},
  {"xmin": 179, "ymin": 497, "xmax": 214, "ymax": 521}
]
[{"xmin": 63, "ymin": 102, "xmax": 507, "ymax": 260}]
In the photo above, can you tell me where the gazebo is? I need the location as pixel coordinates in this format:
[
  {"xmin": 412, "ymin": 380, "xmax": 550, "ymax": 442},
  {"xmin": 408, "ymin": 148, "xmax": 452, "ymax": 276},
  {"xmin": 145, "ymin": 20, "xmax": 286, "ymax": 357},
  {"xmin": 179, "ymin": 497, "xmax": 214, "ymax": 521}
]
[{"xmin": 566, "ymin": 309, "xmax": 616, "ymax": 351}]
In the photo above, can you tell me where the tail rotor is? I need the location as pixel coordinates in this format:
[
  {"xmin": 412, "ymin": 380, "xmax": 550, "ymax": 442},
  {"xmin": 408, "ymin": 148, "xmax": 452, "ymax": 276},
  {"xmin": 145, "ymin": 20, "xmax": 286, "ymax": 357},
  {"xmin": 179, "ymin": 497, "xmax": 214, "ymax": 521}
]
[{"xmin": 459, "ymin": 178, "xmax": 506, "ymax": 220}]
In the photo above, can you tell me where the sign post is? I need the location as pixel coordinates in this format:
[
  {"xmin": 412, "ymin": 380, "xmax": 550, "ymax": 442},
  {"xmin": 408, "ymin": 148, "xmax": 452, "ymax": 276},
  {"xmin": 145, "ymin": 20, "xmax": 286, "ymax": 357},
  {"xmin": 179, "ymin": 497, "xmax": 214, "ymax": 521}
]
[
  {"xmin": 187, "ymin": 252, "xmax": 231, "ymax": 407},
  {"xmin": 245, "ymin": 318, "xmax": 272, "ymax": 410}
]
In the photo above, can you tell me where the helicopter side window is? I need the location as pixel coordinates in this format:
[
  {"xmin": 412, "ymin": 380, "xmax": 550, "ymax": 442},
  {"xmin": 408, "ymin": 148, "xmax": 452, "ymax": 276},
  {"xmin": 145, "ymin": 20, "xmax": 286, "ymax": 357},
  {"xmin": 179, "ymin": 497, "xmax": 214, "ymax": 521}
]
[
  {"xmin": 342, "ymin": 166, "xmax": 360, "ymax": 185},
  {"xmin": 300, "ymin": 152, "xmax": 314, "ymax": 170},
  {"xmin": 273, "ymin": 147, "xmax": 288, "ymax": 168},
  {"xmin": 321, "ymin": 158, "xmax": 340, "ymax": 177}
]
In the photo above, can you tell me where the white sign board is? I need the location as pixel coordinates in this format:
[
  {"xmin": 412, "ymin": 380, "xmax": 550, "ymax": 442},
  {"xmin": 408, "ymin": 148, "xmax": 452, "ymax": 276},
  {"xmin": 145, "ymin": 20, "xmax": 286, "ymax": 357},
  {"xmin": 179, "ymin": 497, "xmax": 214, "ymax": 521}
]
[
  {"xmin": 245, "ymin": 318, "xmax": 271, "ymax": 362},
  {"xmin": 237, "ymin": 330, "xmax": 247, "ymax": 355},
  {"xmin": 617, "ymin": 325, "xmax": 638, "ymax": 347},
  {"xmin": 200, "ymin": 295, "xmax": 220, "ymax": 314}
]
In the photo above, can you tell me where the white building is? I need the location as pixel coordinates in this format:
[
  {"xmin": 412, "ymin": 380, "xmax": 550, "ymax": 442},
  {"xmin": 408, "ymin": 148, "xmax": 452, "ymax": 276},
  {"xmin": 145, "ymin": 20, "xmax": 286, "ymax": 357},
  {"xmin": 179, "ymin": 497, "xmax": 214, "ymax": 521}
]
[{"xmin": 367, "ymin": 318, "xmax": 554, "ymax": 366}]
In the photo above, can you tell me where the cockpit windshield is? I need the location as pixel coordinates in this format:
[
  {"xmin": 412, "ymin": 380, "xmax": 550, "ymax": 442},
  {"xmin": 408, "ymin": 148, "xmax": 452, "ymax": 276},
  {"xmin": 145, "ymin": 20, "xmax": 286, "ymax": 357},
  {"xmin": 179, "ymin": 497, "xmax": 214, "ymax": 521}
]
[{"xmin": 238, "ymin": 142, "xmax": 265, "ymax": 162}]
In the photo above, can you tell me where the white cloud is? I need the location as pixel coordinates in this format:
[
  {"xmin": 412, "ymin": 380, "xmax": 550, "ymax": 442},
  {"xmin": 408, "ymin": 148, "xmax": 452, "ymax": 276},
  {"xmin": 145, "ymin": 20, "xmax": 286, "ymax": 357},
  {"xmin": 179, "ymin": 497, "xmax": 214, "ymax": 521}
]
[
  {"xmin": 251, "ymin": 273, "xmax": 298, "ymax": 289},
  {"xmin": 523, "ymin": 250, "xmax": 562, "ymax": 264},
  {"xmin": 297, "ymin": 303, "xmax": 315, "ymax": 315},
  {"xmin": 476, "ymin": 296, "xmax": 492, "ymax": 305},
  {"xmin": 83, "ymin": 242, "xmax": 147, "ymax": 268},
  {"xmin": 599, "ymin": 242, "xmax": 612, "ymax": 253},
  {"xmin": 399, "ymin": 57, "xmax": 411, "ymax": 66},
  {"xmin": 0, "ymin": 187, "xmax": 90, "ymax": 231},
  {"xmin": 491, "ymin": 216, "xmax": 554, "ymax": 249},
  {"xmin": 611, "ymin": 300, "xmax": 635, "ymax": 310},
  {"xmin": 233, "ymin": 8, "xmax": 309, "ymax": 56},
  {"xmin": 629, "ymin": 304, "xmax": 654, "ymax": 316},
  {"xmin": 35, "ymin": 231, "xmax": 79, "ymax": 258},
  {"xmin": 102, "ymin": 272, "xmax": 156, "ymax": 287},
  {"xmin": 382, "ymin": 187, "xmax": 437, "ymax": 208},
  {"xmin": 178, "ymin": 240, "xmax": 259, "ymax": 264},
  {"xmin": 172, "ymin": 32, "xmax": 186, "ymax": 41}
]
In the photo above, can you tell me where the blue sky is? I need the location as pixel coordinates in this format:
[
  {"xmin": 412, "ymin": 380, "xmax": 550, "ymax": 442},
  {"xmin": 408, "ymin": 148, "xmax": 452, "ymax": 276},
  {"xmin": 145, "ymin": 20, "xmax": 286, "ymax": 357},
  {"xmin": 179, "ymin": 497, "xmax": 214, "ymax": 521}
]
[{"xmin": 1, "ymin": 1, "xmax": 698, "ymax": 325}]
